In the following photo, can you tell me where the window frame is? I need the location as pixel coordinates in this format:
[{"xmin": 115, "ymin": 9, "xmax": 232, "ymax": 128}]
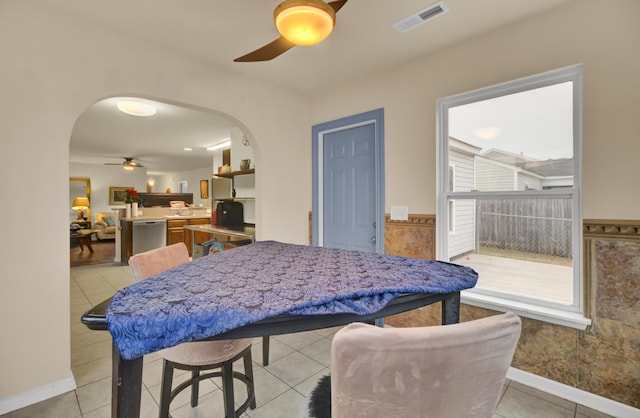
[
  {"xmin": 436, "ymin": 64, "xmax": 591, "ymax": 329},
  {"xmin": 448, "ymin": 164, "xmax": 456, "ymax": 234}
]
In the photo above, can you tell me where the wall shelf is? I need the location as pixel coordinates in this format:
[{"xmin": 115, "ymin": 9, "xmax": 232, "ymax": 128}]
[{"xmin": 215, "ymin": 168, "xmax": 255, "ymax": 178}]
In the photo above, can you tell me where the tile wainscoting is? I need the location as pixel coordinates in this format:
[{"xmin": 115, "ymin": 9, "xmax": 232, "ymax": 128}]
[{"xmin": 309, "ymin": 214, "xmax": 639, "ymax": 409}]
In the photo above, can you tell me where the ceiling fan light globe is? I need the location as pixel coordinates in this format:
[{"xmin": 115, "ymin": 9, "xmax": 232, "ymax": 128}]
[{"xmin": 275, "ymin": 1, "xmax": 335, "ymax": 46}]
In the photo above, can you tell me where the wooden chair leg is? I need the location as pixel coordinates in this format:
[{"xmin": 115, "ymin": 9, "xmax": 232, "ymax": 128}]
[
  {"xmin": 159, "ymin": 360, "xmax": 174, "ymax": 418},
  {"xmin": 190, "ymin": 370, "xmax": 200, "ymax": 407},
  {"xmin": 243, "ymin": 353, "xmax": 257, "ymax": 409},
  {"xmin": 262, "ymin": 336, "xmax": 270, "ymax": 366},
  {"xmin": 221, "ymin": 361, "xmax": 235, "ymax": 418}
]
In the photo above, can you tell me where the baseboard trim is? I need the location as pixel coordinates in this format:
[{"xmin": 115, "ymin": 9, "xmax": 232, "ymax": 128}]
[
  {"xmin": 0, "ymin": 375, "xmax": 77, "ymax": 415},
  {"xmin": 507, "ymin": 367, "xmax": 639, "ymax": 418}
]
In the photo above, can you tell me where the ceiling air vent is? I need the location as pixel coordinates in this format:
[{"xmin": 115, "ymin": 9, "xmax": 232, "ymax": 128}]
[{"xmin": 393, "ymin": 1, "xmax": 449, "ymax": 33}]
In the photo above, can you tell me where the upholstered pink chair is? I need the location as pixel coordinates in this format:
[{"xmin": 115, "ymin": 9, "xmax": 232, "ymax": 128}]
[
  {"xmin": 330, "ymin": 312, "xmax": 522, "ymax": 418},
  {"xmin": 128, "ymin": 243, "xmax": 256, "ymax": 418}
]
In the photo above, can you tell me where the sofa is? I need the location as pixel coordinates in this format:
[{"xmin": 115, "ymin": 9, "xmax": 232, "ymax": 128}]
[{"xmin": 94, "ymin": 212, "xmax": 117, "ymax": 240}]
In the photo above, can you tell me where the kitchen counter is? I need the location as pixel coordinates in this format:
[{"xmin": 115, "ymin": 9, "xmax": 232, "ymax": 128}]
[
  {"xmin": 119, "ymin": 213, "xmax": 212, "ymax": 264},
  {"xmin": 184, "ymin": 224, "xmax": 255, "ymax": 258},
  {"xmin": 184, "ymin": 224, "xmax": 255, "ymax": 242},
  {"xmin": 120, "ymin": 214, "xmax": 211, "ymax": 221},
  {"xmin": 121, "ymin": 210, "xmax": 211, "ymax": 222}
]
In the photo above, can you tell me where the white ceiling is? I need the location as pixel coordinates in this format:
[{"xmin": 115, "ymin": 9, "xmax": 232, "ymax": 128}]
[
  {"xmin": 61, "ymin": 0, "xmax": 575, "ymax": 173},
  {"xmin": 70, "ymin": 98, "xmax": 237, "ymax": 174}
]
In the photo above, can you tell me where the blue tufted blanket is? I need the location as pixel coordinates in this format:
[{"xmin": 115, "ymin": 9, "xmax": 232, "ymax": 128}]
[{"xmin": 106, "ymin": 241, "xmax": 478, "ymax": 360}]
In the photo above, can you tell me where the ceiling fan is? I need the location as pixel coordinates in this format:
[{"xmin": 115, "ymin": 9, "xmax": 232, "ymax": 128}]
[
  {"xmin": 234, "ymin": 0, "xmax": 349, "ymax": 62},
  {"xmin": 104, "ymin": 157, "xmax": 144, "ymax": 170}
]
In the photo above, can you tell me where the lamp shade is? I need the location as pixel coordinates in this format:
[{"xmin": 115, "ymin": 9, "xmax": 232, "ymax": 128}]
[
  {"xmin": 274, "ymin": 0, "xmax": 336, "ymax": 46},
  {"xmin": 72, "ymin": 197, "xmax": 90, "ymax": 209}
]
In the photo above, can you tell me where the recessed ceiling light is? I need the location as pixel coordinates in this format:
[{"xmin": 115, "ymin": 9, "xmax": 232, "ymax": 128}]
[
  {"xmin": 184, "ymin": 147, "xmax": 192, "ymax": 151},
  {"xmin": 206, "ymin": 140, "xmax": 231, "ymax": 151},
  {"xmin": 117, "ymin": 100, "xmax": 157, "ymax": 117}
]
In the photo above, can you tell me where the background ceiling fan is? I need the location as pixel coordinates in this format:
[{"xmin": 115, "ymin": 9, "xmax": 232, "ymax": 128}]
[
  {"xmin": 104, "ymin": 157, "xmax": 144, "ymax": 169},
  {"xmin": 234, "ymin": 0, "xmax": 349, "ymax": 62}
]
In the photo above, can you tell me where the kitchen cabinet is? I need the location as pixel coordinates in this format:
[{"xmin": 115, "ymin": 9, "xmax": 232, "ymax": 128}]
[
  {"xmin": 167, "ymin": 217, "xmax": 211, "ymax": 256},
  {"xmin": 185, "ymin": 218, "xmax": 210, "ymax": 255},
  {"xmin": 166, "ymin": 219, "xmax": 187, "ymax": 246}
]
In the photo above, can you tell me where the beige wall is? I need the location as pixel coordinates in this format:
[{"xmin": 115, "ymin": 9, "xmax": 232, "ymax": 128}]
[
  {"xmin": 382, "ymin": 217, "xmax": 640, "ymax": 409},
  {"xmin": 0, "ymin": 0, "xmax": 313, "ymax": 403},
  {"xmin": 1, "ymin": 0, "xmax": 638, "ymax": 410},
  {"xmin": 308, "ymin": 0, "xmax": 640, "ymax": 410},
  {"xmin": 311, "ymin": 0, "xmax": 640, "ymax": 220}
]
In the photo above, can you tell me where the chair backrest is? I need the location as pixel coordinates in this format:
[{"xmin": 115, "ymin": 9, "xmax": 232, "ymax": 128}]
[
  {"xmin": 128, "ymin": 242, "xmax": 190, "ymax": 281},
  {"xmin": 330, "ymin": 312, "xmax": 522, "ymax": 418}
]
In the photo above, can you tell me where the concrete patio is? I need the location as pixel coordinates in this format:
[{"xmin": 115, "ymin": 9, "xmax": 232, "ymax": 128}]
[{"xmin": 452, "ymin": 253, "xmax": 573, "ymax": 304}]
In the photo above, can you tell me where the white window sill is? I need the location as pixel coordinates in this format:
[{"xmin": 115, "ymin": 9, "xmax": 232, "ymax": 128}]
[{"xmin": 461, "ymin": 291, "xmax": 592, "ymax": 330}]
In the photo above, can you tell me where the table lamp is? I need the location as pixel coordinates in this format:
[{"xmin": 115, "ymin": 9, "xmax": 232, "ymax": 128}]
[{"xmin": 72, "ymin": 197, "xmax": 90, "ymax": 220}]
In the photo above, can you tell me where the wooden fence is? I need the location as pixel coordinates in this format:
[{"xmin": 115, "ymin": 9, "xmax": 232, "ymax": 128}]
[{"xmin": 477, "ymin": 198, "xmax": 572, "ymax": 257}]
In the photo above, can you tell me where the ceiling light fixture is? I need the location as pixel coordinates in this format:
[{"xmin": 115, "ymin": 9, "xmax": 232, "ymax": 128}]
[
  {"xmin": 206, "ymin": 140, "xmax": 232, "ymax": 151},
  {"xmin": 183, "ymin": 147, "xmax": 192, "ymax": 151},
  {"xmin": 117, "ymin": 100, "xmax": 157, "ymax": 117},
  {"xmin": 274, "ymin": 0, "xmax": 336, "ymax": 46}
]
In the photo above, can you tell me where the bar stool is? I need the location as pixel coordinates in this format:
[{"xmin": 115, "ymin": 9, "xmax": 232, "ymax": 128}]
[{"xmin": 128, "ymin": 243, "xmax": 256, "ymax": 417}]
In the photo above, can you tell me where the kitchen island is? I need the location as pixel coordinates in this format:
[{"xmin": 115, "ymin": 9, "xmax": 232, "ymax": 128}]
[{"xmin": 119, "ymin": 209, "xmax": 211, "ymax": 264}]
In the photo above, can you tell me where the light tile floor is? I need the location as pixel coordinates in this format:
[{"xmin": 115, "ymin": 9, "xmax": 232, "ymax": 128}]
[{"xmin": 2, "ymin": 262, "xmax": 614, "ymax": 418}]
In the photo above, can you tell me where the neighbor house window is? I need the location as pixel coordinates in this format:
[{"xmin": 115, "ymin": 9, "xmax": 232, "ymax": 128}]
[
  {"xmin": 448, "ymin": 165, "xmax": 455, "ymax": 234},
  {"xmin": 436, "ymin": 65, "xmax": 590, "ymax": 329}
]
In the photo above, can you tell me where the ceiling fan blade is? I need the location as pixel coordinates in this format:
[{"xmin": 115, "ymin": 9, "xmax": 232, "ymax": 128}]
[
  {"xmin": 234, "ymin": 36, "xmax": 296, "ymax": 62},
  {"xmin": 234, "ymin": 1, "xmax": 348, "ymax": 63},
  {"xmin": 105, "ymin": 157, "xmax": 144, "ymax": 167},
  {"xmin": 328, "ymin": 0, "xmax": 348, "ymax": 13}
]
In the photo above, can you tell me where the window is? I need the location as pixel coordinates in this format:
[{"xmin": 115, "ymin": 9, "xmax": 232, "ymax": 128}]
[
  {"xmin": 436, "ymin": 65, "xmax": 590, "ymax": 329},
  {"xmin": 448, "ymin": 200, "xmax": 455, "ymax": 234},
  {"xmin": 448, "ymin": 165, "xmax": 455, "ymax": 234}
]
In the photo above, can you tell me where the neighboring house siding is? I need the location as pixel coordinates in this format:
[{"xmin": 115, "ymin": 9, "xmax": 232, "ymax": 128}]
[
  {"xmin": 448, "ymin": 150, "xmax": 475, "ymax": 258},
  {"xmin": 541, "ymin": 176, "xmax": 573, "ymax": 189},
  {"xmin": 450, "ymin": 153, "xmax": 474, "ymax": 192},
  {"xmin": 475, "ymin": 158, "xmax": 515, "ymax": 191},
  {"xmin": 449, "ymin": 200, "xmax": 475, "ymax": 257},
  {"xmin": 518, "ymin": 172, "xmax": 542, "ymax": 190}
]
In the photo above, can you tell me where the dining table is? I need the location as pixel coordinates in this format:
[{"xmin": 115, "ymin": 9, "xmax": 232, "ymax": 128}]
[{"xmin": 81, "ymin": 240, "xmax": 478, "ymax": 418}]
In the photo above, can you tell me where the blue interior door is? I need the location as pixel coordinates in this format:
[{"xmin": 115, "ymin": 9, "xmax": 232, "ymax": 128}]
[{"xmin": 323, "ymin": 123, "xmax": 377, "ymax": 252}]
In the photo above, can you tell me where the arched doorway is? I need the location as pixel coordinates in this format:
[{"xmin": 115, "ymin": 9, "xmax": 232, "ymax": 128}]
[
  {"xmin": 69, "ymin": 96, "xmax": 257, "ymax": 265},
  {"xmin": 68, "ymin": 96, "xmax": 258, "ymax": 396}
]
